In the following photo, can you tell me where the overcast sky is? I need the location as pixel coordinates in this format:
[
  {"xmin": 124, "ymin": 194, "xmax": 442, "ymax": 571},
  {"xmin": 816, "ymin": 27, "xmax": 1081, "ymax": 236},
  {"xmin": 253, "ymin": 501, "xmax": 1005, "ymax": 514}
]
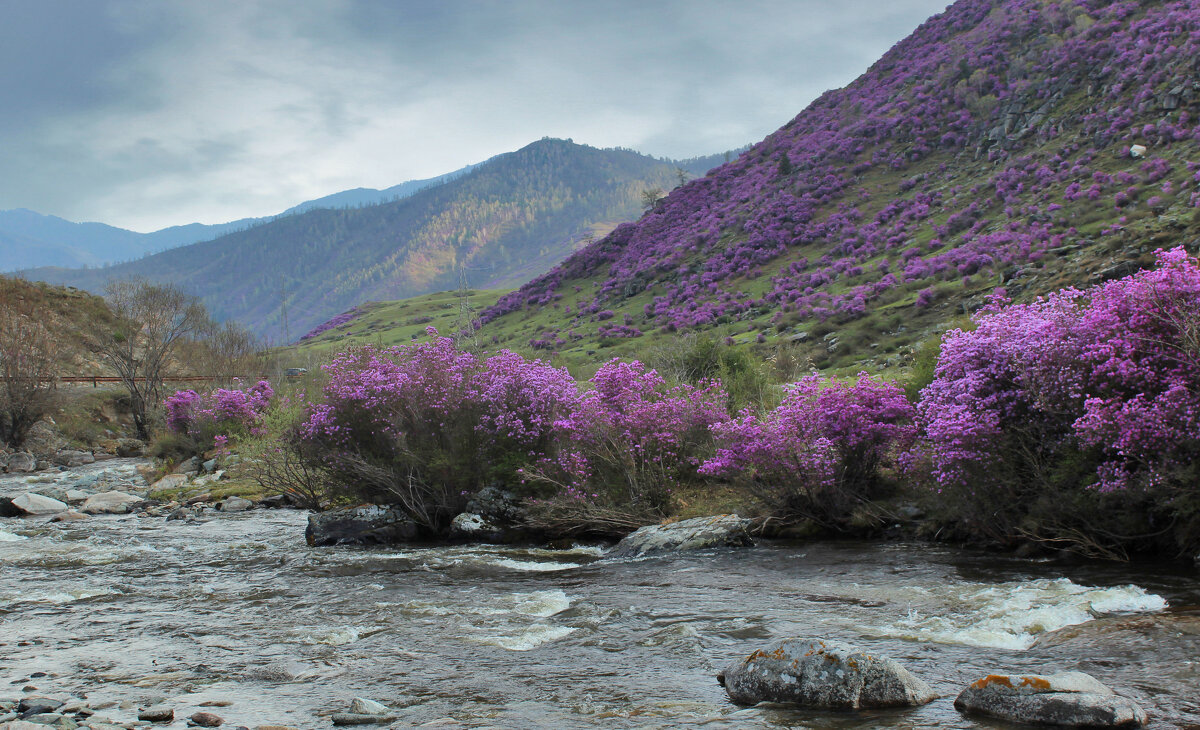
[{"xmin": 0, "ymin": 0, "xmax": 949, "ymax": 232}]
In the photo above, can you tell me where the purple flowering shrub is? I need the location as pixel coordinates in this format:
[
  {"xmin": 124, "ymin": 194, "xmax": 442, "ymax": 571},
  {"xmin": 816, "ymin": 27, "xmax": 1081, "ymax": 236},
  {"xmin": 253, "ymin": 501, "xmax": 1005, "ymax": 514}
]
[
  {"xmin": 528, "ymin": 359, "xmax": 729, "ymax": 520},
  {"xmin": 918, "ymin": 248, "xmax": 1200, "ymax": 556},
  {"xmin": 296, "ymin": 329, "xmax": 580, "ymax": 532},
  {"xmin": 701, "ymin": 374, "xmax": 917, "ymax": 529},
  {"xmin": 164, "ymin": 379, "xmax": 274, "ymax": 451},
  {"xmin": 299, "ymin": 307, "xmax": 362, "ymax": 341}
]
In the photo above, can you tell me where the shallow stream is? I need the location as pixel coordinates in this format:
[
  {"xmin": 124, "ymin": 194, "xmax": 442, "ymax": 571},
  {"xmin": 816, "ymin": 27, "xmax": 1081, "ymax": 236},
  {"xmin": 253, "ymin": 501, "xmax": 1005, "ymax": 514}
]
[{"xmin": 1, "ymin": 501, "xmax": 1198, "ymax": 727}]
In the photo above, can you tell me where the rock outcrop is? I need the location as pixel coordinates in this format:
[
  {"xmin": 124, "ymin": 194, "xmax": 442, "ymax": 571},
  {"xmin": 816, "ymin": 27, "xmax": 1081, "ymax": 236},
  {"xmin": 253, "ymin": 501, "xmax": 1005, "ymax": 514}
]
[
  {"xmin": 305, "ymin": 505, "xmax": 419, "ymax": 546},
  {"xmin": 718, "ymin": 638, "xmax": 937, "ymax": 709},
  {"xmin": 954, "ymin": 671, "xmax": 1147, "ymax": 727},
  {"xmin": 608, "ymin": 514, "xmax": 753, "ymax": 558}
]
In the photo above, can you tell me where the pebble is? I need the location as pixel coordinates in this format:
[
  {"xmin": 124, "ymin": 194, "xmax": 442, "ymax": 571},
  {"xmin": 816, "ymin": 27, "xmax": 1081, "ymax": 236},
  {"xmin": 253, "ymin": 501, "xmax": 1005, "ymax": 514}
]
[{"xmin": 196, "ymin": 701, "xmax": 232, "ymax": 708}]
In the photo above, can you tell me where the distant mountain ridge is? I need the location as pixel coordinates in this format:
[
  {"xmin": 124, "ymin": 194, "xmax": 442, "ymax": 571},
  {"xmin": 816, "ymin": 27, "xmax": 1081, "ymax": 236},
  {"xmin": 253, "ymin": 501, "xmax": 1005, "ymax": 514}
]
[
  {"xmin": 28, "ymin": 139, "xmax": 733, "ymax": 340},
  {"xmin": 0, "ymin": 159, "xmax": 493, "ymax": 272}
]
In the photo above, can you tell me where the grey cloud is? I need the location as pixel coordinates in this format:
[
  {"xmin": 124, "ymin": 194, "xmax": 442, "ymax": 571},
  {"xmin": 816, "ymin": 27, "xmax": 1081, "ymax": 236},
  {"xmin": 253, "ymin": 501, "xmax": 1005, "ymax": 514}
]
[{"xmin": 0, "ymin": 0, "xmax": 949, "ymax": 230}]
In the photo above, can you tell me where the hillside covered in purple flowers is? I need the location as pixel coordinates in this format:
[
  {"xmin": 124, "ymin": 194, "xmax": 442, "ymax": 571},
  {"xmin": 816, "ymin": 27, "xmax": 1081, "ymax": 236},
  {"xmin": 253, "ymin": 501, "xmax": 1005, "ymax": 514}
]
[{"xmin": 481, "ymin": 0, "xmax": 1200, "ymax": 368}]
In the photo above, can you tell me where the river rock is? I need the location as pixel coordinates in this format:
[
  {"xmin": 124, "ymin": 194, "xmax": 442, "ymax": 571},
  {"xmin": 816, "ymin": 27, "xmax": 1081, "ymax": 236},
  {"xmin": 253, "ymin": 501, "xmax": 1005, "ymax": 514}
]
[
  {"xmin": 49, "ymin": 510, "xmax": 89, "ymax": 523},
  {"xmin": 1, "ymin": 721, "xmax": 47, "ymax": 730},
  {"xmin": 17, "ymin": 698, "xmax": 63, "ymax": 715},
  {"xmin": 81, "ymin": 491, "xmax": 143, "ymax": 515},
  {"xmin": 187, "ymin": 712, "xmax": 223, "ymax": 727},
  {"xmin": 954, "ymin": 671, "xmax": 1147, "ymax": 727},
  {"xmin": 10, "ymin": 493, "xmax": 68, "ymax": 516},
  {"xmin": 449, "ymin": 512, "xmax": 501, "ymax": 541},
  {"xmin": 138, "ymin": 706, "xmax": 174, "ymax": 722},
  {"xmin": 219, "ymin": 496, "xmax": 253, "ymax": 513},
  {"xmin": 609, "ymin": 514, "xmax": 753, "ymax": 558},
  {"xmin": 348, "ymin": 698, "xmax": 389, "ymax": 715},
  {"xmin": 115, "ymin": 439, "xmax": 146, "ymax": 458},
  {"xmin": 330, "ymin": 714, "xmax": 396, "ymax": 726},
  {"xmin": 151, "ymin": 474, "xmax": 188, "ymax": 492},
  {"xmin": 717, "ymin": 638, "xmax": 937, "ymax": 709},
  {"xmin": 53, "ymin": 450, "xmax": 94, "ymax": 467},
  {"xmin": 63, "ymin": 490, "xmax": 92, "ymax": 505},
  {"xmin": 257, "ymin": 494, "xmax": 293, "ymax": 509},
  {"xmin": 0, "ymin": 499, "xmax": 21, "ymax": 518},
  {"xmin": 5, "ymin": 453, "xmax": 37, "ymax": 473},
  {"xmin": 306, "ymin": 505, "xmax": 419, "ymax": 547}
]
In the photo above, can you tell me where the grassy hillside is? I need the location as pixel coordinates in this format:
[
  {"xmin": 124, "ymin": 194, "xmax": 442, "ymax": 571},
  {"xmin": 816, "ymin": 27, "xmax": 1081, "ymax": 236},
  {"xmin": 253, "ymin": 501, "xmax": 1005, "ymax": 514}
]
[{"xmin": 478, "ymin": 0, "xmax": 1200, "ymax": 376}]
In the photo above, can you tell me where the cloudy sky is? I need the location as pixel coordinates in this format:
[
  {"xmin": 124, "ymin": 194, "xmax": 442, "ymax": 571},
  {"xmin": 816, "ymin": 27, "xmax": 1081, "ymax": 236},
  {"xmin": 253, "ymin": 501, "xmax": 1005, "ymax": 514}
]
[{"xmin": 0, "ymin": 0, "xmax": 949, "ymax": 232}]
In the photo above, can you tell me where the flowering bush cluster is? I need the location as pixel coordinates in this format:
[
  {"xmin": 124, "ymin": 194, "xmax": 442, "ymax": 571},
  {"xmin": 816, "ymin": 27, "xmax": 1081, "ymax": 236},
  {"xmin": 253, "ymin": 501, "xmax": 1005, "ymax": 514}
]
[
  {"xmin": 530, "ymin": 359, "xmax": 729, "ymax": 518},
  {"xmin": 701, "ymin": 374, "xmax": 917, "ymax": 529},
  {"xmin": 299, "ymin": 307, "xmax": 362, "ymax": 341},
  {"xmin": 296, "ymin": 329, "xmax": 581, "ymax": 532},
  {"xmin": 918, "ymin": 248, "xmax": 1200, "ymax": 555},
  {"xmin": 164, "ymin": 379, "xmax": 274, "ymax": 450}
]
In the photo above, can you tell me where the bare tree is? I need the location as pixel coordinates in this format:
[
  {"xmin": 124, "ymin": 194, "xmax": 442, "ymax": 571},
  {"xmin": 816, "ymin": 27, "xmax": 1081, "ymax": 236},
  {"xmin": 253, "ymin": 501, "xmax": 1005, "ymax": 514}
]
[
  {"xmin": 180, "ymin": 319, "xmax": 263, "ymax": 387},
  {"xmin": 0, "ymin": 300, "xmax": 59, "ymax": 447},
  {"xmin": 89, "ymin": 279, "xmax": 208, "ymax": 440}
]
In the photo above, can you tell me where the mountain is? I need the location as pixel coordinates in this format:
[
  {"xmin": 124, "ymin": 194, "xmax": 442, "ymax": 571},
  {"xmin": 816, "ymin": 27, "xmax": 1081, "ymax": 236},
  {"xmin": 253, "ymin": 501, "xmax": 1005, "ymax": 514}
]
[
  {"xmin": 0, "ymin": 208, "xmax": 261, "ymax": 272},
  {"xmin": 277, "ymin": 162, "xmax": 486, "ymax": 216},
  {"xmin": 479, "ymin": 0, "xmax": 1200, "ymax": 372},
  {"xmin": 30, "ymin": 139, "xmax": 730, "ymax": 340}
]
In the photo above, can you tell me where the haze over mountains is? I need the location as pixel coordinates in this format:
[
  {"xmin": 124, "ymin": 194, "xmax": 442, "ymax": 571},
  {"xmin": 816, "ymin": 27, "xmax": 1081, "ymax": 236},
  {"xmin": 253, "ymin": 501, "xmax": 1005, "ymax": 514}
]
[{"xmin": 29, "ymin": 140, "xmax": 731, "ymax": 341}]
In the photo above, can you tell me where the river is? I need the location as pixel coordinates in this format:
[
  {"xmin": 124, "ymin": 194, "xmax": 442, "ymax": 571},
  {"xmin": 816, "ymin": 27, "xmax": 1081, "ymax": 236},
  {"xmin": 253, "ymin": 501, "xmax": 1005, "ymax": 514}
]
[{"xmin": 1, "ymin": 484, "xmax": 1198, "ymax": 727}]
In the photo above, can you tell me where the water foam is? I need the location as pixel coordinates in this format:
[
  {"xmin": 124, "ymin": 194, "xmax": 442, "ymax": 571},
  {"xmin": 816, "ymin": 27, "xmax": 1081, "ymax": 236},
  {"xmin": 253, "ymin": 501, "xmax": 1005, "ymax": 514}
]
[
  {"xmin": 0, "ymin": 529, "xmax": 26, "ymax": 542},
  {"xmin": 474, "ymin": 625, "xmax": 577, "ymax": 651},
  {"xmin": 486, "ymin": 557, "xmax": 585, "ymax": 572},
  {"xmin": 874, "ymin": 577, "xmax": 1166, "ymax": 650},
  {"xmin": 509, "ymin": 590, "xmax": 572, "ymax": 617}
]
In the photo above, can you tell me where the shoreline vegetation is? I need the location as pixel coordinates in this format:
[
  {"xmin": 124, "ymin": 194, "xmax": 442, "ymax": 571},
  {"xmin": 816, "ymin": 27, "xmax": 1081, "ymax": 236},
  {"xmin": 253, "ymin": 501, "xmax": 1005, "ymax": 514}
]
[{"xmin": 150, "ymin": 248, "xmax": 1200, "ymax": 564}]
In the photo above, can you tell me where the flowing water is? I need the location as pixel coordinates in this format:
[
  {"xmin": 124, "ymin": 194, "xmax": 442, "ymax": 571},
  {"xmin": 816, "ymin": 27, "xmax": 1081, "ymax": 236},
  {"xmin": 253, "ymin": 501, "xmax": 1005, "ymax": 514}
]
[{"xmin": 1, "ymin": 490, "xmax": 1198, "ymax": 727}]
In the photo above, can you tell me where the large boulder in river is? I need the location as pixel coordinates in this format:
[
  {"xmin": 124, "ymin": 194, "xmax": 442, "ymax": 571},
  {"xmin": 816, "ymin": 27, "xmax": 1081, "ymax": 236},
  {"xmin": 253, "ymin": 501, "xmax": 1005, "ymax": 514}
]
[
  {"xmin": 306, "ymin": 505, "xmax": 420, "ymax": 546},
  {"xmin": 81, "ymin": 491, "xmax": 144, "ymax": 514},
  {"xmin": 608, "ymin": 514, "xmax": 753, "ymax": 558},
  {"xmin": 954, "ymin": 671, "xmax": 1147, "ymax": 727},
  {"xmin": 10, "ymin": 493, "xmax": 68, "ymax": 516},
  {"xmin": 718, "ymin": 638, "xmax": 937, "ymax": 709},
  {"xmin": 54, "ymin": 449, "xmax": 94, "ymax": 467}
]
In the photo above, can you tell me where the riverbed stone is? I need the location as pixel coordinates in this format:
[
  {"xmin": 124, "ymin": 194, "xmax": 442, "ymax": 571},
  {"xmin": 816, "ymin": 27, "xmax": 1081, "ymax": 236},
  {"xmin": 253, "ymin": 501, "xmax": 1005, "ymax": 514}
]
[
  {"xmin": 1, "ymin": 721, "xmax": 51, "ymax": 730},
  {"xmin": 330, "ymin": 714, "xmax": 396, "ymax": 726},
  {"xmin": 609, "ymin": 514, "xmax": 754, "ymax": 558},
  {"xmin": 219, "ymin": 496, "xmax": 253, "ymax": 513},
  {"xmin": 0, "ymin": 498, "xmax": 21, "ymax": 517},
  {"xmin": 187, "ymin": 712, "xmax": 223, "ymax": 727},
  {"xmin": 151, "ymin": 474, "xmax": 188, "ymax": 492},
  {"xmin": 137, "ymin": 706, "xmax": 174, "ymax": 722},
  {"xmin": 449, "ymin": 512, "xmax": 501, "ymax": 541},
  {"xmin": 348, "ymin": 698, "xmax": 389, "ymax": 715},
  {"xmin": 63, "ymin": 490, "xmax": 92, "ymax": 505},
  {"xmin": 81, "ymin": 491, "xmax": 143, "ymax": 515},
  {"xmin": 954, "ymin": 671, "xmax": 1147, "ymax": 727},
  {"xmin": 10, "ymin": 494, "xmax": 68, "ymax": 516},
  {"xmin": 53, "ymin": 451, "xmax": 93, "ymax": 467},
  {"xmin": 306, "ymin": 505, "xmax": 419, "ymax": 546},
  {"xmin": 5, "ymin": 453, "xmax": 37, "ymax": 473},
  {"xmin": 717, "ymin": 638, "xmax": 937, "ymax": 709},
  {"xmin": 49, "ymin": 511, "xmax": 89, "ymax": 523}
]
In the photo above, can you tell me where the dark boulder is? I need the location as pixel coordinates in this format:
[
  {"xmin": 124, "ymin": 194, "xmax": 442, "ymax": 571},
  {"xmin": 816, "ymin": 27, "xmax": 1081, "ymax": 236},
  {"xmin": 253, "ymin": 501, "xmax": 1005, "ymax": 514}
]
[{"xmin": 305, "ymin": 505, "xmax": 419, "ymax": 546}]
